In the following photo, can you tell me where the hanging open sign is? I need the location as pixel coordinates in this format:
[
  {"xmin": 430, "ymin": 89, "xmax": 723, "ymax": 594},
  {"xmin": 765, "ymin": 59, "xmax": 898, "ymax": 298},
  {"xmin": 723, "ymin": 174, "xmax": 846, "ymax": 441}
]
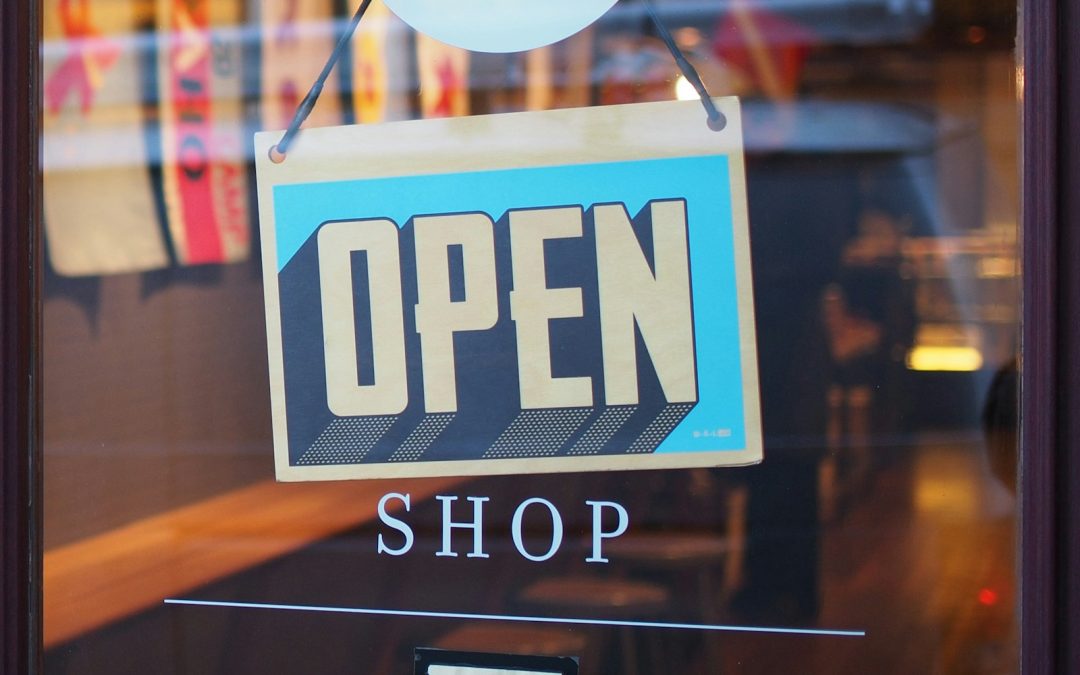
[{"xmin": 255, "ymin": 99, "xmax": 761, "ymax": 481}]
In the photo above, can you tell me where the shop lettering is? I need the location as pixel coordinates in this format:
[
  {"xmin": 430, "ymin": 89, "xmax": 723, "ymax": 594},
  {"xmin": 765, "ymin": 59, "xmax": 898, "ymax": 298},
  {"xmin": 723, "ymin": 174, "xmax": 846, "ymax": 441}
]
[
  {"xmin": 318, "ymin": 200, "xmax": 698, "ymax": 415},
  {"xmin": 376, "ymin": 493, "xmax": 630, "ymax": 563}
]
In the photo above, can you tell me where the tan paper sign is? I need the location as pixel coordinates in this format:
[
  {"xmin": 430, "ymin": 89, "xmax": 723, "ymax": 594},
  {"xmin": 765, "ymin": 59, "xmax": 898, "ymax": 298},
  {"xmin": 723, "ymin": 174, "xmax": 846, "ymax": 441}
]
[{"xmin": 256, "ymin": 99, "xmax": 761, "ymax": 481}]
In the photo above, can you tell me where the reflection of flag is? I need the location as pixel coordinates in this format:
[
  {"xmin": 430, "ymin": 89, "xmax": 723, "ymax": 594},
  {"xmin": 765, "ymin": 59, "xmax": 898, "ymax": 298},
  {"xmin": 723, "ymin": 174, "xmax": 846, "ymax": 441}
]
[
  {"xmin": 255, "ymin": 0, "xmax": 342, "ymax": 131},
  {"xmin": 156, "ymin": 0, "xmax": 249, "ymax": 265},
  {"xmin": 45, "ymin": 0, "xmax": 120, "ymax": 115},
  {"xmin": 417, "ymin": 34, "xmax": 469, "ymax": 118},
  {"xmin": 713, "ymin": 5, "xmax": 815, "ymax": 99},
  {"xmin": 43, "ymin": 0, "xmax": 169, "ymax": 276},
  {"xmin": 351, "ymin": 1, "xmax": 409, "ymax": 123}
]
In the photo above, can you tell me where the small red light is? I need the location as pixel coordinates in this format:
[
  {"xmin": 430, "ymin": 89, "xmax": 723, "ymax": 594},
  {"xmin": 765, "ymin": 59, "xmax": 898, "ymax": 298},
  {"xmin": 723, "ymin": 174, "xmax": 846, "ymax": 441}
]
[{"xmin": 978, "ymin": 588, "xmax": 999, "ymax": 606}]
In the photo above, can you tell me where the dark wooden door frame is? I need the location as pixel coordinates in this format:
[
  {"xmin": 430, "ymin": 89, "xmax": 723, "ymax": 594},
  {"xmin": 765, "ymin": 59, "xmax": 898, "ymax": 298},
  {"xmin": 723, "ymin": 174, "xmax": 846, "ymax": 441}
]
[
  {"xmin": 0, "ymin": 0, "xmax": 1075, "ymax": 673},
  {"xmin": 0, "ymin": 0, "xmax": 41, "ymax": 672},
  {"xmin": 1020, "ymin": 0, "xmax": 1080, "ymax": 673}
]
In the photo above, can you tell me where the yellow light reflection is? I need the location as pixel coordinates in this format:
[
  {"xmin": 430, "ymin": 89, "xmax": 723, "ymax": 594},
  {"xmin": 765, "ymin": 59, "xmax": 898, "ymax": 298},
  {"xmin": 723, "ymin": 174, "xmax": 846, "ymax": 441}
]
[
  {"xmin": 906, "ymin": 346, "xmax": 984, "ymax": 372},
  {"xmin": 977, "ymin": 256, "xmax": 1016, "ymax": 278},
  {"xmin": 675, "ymin": 75, "xmax": 697, "ymax": 101}
]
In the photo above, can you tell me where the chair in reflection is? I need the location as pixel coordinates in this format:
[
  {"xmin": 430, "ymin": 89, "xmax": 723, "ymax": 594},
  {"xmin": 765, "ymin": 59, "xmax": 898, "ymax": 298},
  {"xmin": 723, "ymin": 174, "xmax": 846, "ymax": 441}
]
[
  {"xmin": 600, "ymin": 474, "xmax": 748, "ymax": 668},
  {"xmin": 516, "ymin": 575, "xmax": 671, "ymax": 675}
]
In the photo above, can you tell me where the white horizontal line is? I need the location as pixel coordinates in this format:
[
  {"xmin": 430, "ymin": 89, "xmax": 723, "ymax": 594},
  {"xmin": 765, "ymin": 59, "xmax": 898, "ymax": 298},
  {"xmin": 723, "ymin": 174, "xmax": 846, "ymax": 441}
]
[{"xmin": 163, "ymin": 598, "xmax": 866, "ymax": 638}]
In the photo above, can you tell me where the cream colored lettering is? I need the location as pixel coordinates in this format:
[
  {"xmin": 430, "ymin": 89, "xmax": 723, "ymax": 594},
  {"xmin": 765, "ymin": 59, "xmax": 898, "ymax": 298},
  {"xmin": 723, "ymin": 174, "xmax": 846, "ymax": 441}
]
[
  {"xmin": 378, "ymin": 492, "xmax": 629, "ymax": 563},
  {"xmin": 413, "ymin": 213, "xmax": 499, "ymax": 413},
  {"xmin": 594, "ymin": 200, "xmax": 697, "ymax": 404},
  {"xmin": 320, "ymin": 203, "xmax": 697, "ymax": 414},
  {"xmin": 318, "ymin": 219, "xmax": 409, "ymax": 416},
  {"xmin": 508, "ymin": 207, "xmax": 593, "ymax": 409}
]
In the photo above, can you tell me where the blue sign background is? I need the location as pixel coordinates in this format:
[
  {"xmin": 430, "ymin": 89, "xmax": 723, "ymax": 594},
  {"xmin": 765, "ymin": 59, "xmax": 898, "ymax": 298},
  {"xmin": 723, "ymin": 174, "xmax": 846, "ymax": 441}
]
[{"xmin": 272, "ymin": 155, "xmax": 748, "ymax": 454}]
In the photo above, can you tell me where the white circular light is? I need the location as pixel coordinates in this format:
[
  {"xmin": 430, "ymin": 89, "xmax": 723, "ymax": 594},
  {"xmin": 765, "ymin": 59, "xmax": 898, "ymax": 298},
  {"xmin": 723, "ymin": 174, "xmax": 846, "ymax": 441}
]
[
  {"xmin": 382, "ymin": 0, "xmax": 618, "ymax": 53},
  {"xmin": 675, "ymin": 75, "xmax": 698, "ymax": 102}
]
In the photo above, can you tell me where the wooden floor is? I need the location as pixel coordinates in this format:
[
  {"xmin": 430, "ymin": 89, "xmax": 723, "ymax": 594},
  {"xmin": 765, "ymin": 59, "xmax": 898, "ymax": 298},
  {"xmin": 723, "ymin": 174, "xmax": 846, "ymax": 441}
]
[
  {"xmin": 706, "ymin": 439, "xmax": 1017, "ymax": 675},
  {"xmin": 43, "ymin": 476, "xmax": 466, "ymax": 647}
]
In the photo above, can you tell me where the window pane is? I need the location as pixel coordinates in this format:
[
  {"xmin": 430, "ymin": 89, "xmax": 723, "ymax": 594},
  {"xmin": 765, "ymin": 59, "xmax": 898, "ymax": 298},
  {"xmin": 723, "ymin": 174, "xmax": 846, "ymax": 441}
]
[{"xmin": 43, "ymin": 1, "xmax": 1019, "ymax": 672}]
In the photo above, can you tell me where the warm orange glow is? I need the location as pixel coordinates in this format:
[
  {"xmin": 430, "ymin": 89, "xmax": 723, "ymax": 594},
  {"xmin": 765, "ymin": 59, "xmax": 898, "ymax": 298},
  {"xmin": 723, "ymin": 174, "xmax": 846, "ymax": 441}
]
[
  {"xmin": 906, "ymin": 346, "xmax": 984, "ymax": 372},
  {"xmin": 978, "ymin": 588, "xmax": 999, "ymax": 606}
]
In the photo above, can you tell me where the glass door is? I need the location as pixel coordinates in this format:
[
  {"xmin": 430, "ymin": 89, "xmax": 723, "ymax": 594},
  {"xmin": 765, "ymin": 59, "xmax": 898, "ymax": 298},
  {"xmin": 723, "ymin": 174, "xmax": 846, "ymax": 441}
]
[{"xmin": 37, "ymin": 0, "xmax": 1025, "ymax": 673}]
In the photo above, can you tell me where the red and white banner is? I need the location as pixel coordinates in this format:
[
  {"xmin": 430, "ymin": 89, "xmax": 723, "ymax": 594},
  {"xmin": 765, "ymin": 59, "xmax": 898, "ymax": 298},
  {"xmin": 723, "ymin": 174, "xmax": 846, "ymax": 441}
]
[
  {"xmin": 155, "ymin": 0, "xmax": 250, "ymax": 265},
  {"xmin": 416, "ymin": 33, "xmax": 469, "ymax": 118},
  {"xmin": 351, "ymin": 0, "xmax": 410, "ymax": 124},
  {"xmin": 43, "ymin": 0, "xmax": 169, "ymax": 276},
  {"xmin": 254, "ymin": 0, "xmax": 343, "ymax": 131}
]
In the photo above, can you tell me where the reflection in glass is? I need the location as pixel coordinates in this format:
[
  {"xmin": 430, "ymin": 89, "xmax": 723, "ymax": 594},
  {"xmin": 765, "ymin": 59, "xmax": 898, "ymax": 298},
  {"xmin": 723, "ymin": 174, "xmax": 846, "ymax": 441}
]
[{"xmin": 43, "ymin": 0, "xmax": 1019, "ymax": 673}]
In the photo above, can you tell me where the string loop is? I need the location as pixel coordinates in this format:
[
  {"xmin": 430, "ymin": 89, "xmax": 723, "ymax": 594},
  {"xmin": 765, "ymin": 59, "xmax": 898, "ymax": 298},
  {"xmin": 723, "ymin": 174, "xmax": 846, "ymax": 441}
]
[
  {"xmin": 270, "ymin": 0, "xmax": 374, "ymax": 162},
  {"xmin": 642, "ymin": 0, "xmax": 726, "ymax": 131}
]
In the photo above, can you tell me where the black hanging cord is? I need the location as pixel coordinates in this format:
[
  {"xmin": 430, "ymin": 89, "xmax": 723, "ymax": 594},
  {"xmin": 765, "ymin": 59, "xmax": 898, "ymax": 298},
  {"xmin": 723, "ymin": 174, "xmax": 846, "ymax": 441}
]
[
  {"xmin": 271, "ymin": 0, "xmax": 374, "ymax": 161},
  {"xmin": 642, "ymin": 0, "xmax": 726, "ymax": 131}
]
